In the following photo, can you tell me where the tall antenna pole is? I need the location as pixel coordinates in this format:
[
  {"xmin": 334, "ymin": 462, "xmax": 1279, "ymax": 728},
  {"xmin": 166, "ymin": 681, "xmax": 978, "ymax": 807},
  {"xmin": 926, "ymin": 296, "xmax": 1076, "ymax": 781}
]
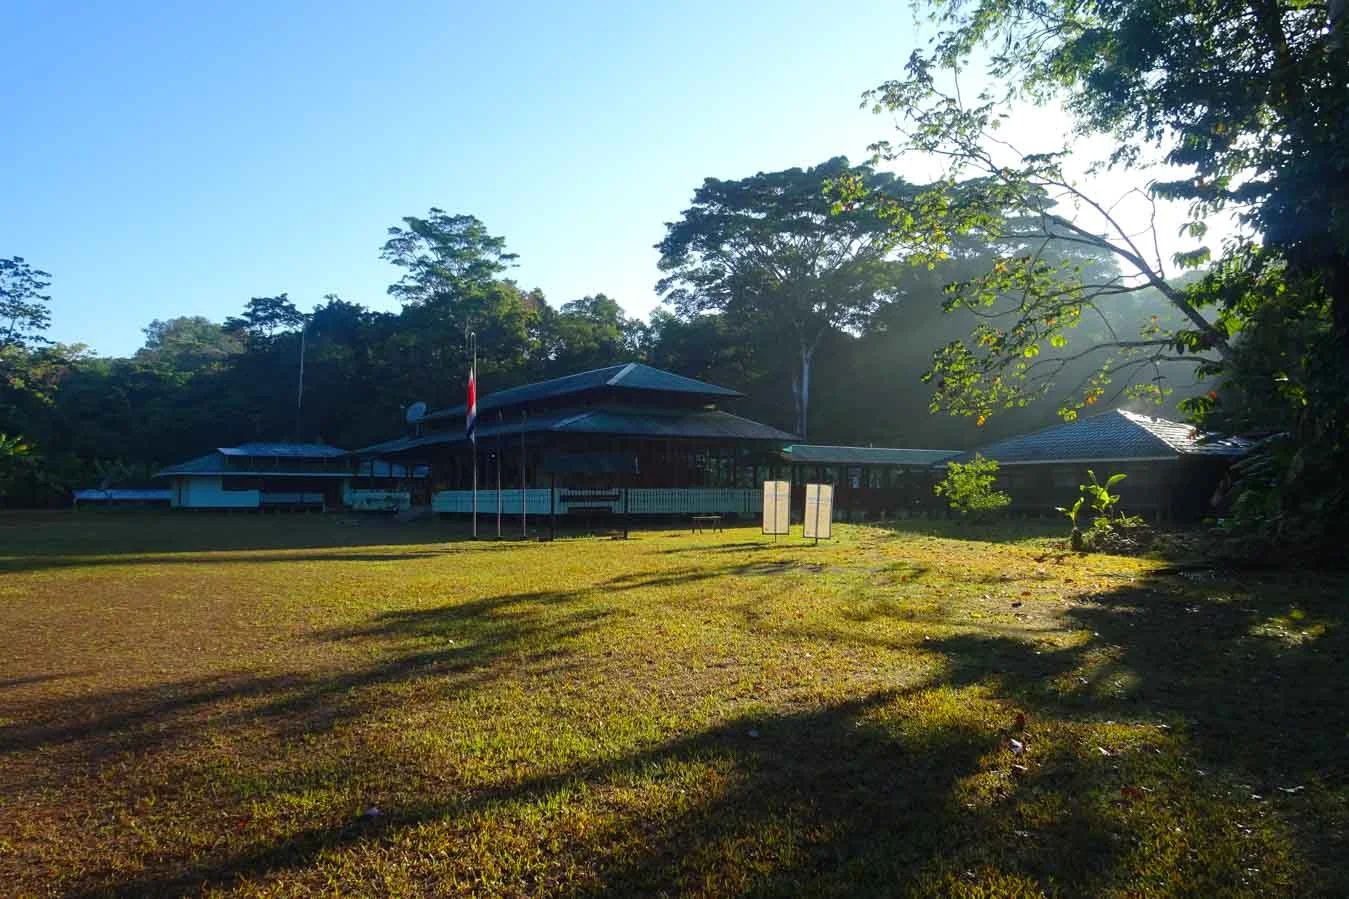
[
  {"xmin": 470, "ymin": 330, "xmax": 478, "ymax": 539},
  {"xmin": 296, "ymin": 322, "xmax": 306, "ymax": 438}
]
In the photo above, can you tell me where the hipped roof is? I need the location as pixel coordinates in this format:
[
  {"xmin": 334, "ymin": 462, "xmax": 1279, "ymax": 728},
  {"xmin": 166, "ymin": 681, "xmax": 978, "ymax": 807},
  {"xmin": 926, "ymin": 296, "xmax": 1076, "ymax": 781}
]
[
  {"xmin": 421, "ymin": 362, "xmax": 742, "ymax": 422},
  {"xmin": 358, "ymin": 406, "xmax": 796, "ymax": 456},
  {"xmin": 958, "ymin": 409, "xmax": 1253, "ymax": 465}
]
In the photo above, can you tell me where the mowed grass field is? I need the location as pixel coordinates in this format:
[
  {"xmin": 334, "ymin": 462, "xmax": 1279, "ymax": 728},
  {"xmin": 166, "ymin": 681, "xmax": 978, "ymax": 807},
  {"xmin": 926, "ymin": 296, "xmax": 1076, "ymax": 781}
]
[{"xmin": 1, "ymin": 512, "xmax": 1345, "ymax": 897}]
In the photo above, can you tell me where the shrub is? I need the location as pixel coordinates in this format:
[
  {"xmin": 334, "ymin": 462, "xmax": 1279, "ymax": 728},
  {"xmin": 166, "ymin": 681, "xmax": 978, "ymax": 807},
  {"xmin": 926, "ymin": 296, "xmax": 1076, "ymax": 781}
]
[
  {"xmin": 1056, "ymin": 496, "xmax": 1086, "ymax": 551},
  {"xmin": 1057, "ymin": 470, "xmax": 1155, "ymax": 554},
  {"xmin": 935, "ymin": 454, "xmax": 1011, "ymax": 522},
  {"xmin": 1081, "ymin": 470, "xmax": 1127, "ymax": 520}
]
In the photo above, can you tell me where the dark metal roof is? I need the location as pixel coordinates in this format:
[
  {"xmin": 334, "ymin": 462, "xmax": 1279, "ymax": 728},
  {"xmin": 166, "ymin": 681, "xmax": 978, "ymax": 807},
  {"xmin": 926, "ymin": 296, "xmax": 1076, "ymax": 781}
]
[
  {"xmin": 217, "ymin": 442, "xmax": 346, "ymax": 458},
  {"xmin": 356, "ymin": 406, "xmax": 795, "ymax": 456},
  {"xmin": 958, "ymin": 409, "xmax": 1253, "ymax": 465},
  {"xmin": 421, "ymin": 363, "xmax": 743, "ymax": 422},
  {"xmin": 156, "ymin": 450, "xmax": 353, "ymax": 478},
  {"xmin": 783, "ymin": 445, "xmax": 961, "ymax": 466},
  {"xmin": 551, "ymin": 408, "xmax": 794, "ymax": 441}
]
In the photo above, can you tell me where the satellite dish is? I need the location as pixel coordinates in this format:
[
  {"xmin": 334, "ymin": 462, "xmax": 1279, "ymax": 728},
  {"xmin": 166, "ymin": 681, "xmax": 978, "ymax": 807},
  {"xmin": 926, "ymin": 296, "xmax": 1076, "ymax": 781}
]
[{"xmin": 405, "ymin": 401, "xmax": 428, "ymax": 424}]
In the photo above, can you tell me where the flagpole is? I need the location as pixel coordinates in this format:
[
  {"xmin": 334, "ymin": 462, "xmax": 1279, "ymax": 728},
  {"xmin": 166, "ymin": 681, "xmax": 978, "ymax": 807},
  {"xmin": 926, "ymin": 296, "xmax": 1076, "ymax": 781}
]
[
  {"xmin": 495, "ymin": 417, "xmax": 502, "ymax": 539},
  {"xmin": 470, "ymin": 331, "xmax": 477, "ymax": 539},
  {"xmin": 520, "ymin": 409, "xmax": 527, "ymax": 539}
]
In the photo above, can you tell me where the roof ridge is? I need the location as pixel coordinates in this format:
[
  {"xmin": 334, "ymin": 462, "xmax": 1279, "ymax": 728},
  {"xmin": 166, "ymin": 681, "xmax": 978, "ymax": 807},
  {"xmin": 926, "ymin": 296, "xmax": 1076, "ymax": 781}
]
[
  {"xmin": 551, "ymin": 410, "xmax": 595, "ymax": 430},
  {"xmin": 606, "ymin": 362, "xmax": 639, "ymax": 386}
]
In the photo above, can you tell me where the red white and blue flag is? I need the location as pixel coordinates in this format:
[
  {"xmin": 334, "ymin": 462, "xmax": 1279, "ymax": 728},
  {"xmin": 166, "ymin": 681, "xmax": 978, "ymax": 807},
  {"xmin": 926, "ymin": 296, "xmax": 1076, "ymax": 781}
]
[{"xmin": 466, "ymin": 364, "xmax": 477, "ymax": 445}]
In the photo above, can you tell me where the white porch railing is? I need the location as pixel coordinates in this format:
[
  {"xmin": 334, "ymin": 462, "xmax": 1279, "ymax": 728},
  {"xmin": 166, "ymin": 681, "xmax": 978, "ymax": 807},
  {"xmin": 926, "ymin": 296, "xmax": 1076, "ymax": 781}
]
[
  {"xmin": 431, "ymin": 488, "xmax": 762, "ymax": 516},
  {"xmin": 433, "ymin": 489, "xmax": 554, "ymax": 515},
  {"xmin": 627, "ymin": 488, "xmax": 762, "ymax": 515}
]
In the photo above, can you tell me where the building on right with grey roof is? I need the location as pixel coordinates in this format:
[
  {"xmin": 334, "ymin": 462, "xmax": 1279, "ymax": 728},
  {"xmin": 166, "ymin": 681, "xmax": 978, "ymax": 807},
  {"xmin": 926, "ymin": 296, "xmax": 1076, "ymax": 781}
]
[
  {"xmin": 781, "ymin": 444, "xmax": 961, "ymax": 520},
  {"xmin": 954, "ymin": 409, "xmax": 1253, "ymax": 521}
]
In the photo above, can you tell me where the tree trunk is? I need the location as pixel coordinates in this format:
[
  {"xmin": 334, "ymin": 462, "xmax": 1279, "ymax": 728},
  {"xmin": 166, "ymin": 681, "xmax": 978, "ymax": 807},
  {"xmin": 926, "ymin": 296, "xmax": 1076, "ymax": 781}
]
[{"xmin": 794, "ymin": 342, "xmax": 816, "ymax": 440}]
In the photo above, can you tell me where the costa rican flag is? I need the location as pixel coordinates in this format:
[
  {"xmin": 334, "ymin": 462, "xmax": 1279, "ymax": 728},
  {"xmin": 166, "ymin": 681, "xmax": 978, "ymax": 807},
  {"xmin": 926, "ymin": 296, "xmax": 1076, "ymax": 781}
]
[{"xmin": 466, "ymin": 364, "xmax": 477, "ymax": 445}]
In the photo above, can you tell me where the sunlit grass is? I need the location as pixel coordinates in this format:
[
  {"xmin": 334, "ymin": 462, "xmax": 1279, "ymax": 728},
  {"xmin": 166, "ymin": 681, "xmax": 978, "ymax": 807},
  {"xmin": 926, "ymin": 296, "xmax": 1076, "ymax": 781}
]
[{"xmin": 0, "ymin": 511, "xmax": 1344, "ymax": 896}]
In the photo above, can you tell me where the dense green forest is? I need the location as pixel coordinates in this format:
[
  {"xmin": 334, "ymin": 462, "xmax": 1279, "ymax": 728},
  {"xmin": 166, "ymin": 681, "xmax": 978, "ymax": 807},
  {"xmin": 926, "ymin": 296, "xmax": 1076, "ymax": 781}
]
[{"xmin": 0, "ymin": 160, "xmax": 1196, "ymax": 507}]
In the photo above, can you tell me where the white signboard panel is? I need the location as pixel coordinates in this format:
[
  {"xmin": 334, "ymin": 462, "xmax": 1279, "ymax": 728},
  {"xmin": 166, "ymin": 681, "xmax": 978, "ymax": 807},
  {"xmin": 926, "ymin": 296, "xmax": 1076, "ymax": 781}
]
[
  {"xmin": 803, "ymin": 483, "xmax": 834, "ymax": 540},
  {"xmin": 762, "ymin": 480, "xmax": 790, "ymax": 535}
]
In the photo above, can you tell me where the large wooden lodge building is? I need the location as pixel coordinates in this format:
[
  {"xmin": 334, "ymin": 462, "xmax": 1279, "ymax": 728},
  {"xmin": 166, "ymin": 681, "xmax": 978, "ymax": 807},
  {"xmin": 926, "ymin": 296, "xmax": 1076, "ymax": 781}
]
[
  {"xmin": 357, "ymin": 363, "xmax": 798, "ymax": 518},
  {"xmin": 149, "ymin": 362, "xmax": 1248, "ymax": 522}
]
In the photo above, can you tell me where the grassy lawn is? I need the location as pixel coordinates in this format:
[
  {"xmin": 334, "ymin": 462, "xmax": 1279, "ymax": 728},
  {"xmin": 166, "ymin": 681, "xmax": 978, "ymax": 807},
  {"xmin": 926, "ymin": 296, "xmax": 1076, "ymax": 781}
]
[{"xmin": 1, "ymin": 512, "xmax": 1345, "ymax": 897}]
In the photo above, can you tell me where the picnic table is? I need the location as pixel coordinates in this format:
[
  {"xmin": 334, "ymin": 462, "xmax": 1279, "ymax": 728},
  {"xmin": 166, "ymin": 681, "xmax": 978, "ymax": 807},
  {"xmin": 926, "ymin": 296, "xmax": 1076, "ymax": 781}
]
[{"xmin": 691, "ymin": 514, "xmax": 723, "ymax": 533}]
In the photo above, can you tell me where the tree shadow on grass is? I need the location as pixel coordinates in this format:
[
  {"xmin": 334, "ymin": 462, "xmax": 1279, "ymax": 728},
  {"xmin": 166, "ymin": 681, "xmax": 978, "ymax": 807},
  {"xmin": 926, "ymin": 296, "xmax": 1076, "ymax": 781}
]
[
  {"xmin": 14, "ymin": 558, "xmax": 1349, "ymax": 896},
  {"xmin": 0, "ymin": 549, "xmax": 464, "ymax": 573},
  {"xmin": 679, "ymin": 562, "xmax": 1349, "ymax": 894},
  {"xmin": 0, "ymin": 511, "xmax": 474, "ymax": 574},
  {"xmin": 0, "ymin": 589, "xmax": 612, "ymax": 780},
  {"xmin": 68, "ymin": 677, "xmax": 1218, "ymax": 898},
  {"xmin": 659, "ymin": 541, "xmax": 783, "ymax": 555},
  {"xmin": 874, "ymin": 566, "xmax": 1349, "ymax": 893},
  {"xmin": 920, "ymin": 570, "xmax": 1349, "ymax": 780},
  {"xmin": 63, "ymin": 688, "xmax": 1034, "ymax": 898}
]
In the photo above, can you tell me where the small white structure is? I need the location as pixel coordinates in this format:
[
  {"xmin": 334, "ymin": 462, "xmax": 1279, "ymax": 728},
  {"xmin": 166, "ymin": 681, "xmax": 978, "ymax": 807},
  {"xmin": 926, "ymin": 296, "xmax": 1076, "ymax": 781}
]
[
  {"xmin": 156, "ymin": 443, "xmax": 423, "ymax": 512},
  {"xmin": 157, "ymin": 444, "xmax": 430, "ymax": 512},
  {"xmin": 762, "ymin": 480, "xmax": 790, "ymax": 535},
  {"xmin": 803, "ymin": 483, "xmax": 834, "ymax": 540},
  {"xmin": 156, "ymin": 443, "xmax": 351, "ymax": 510}
]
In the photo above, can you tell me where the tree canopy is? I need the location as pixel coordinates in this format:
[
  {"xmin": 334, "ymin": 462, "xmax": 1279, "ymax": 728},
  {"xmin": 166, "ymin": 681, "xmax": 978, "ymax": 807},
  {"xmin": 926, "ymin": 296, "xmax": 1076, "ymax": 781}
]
[
  {"xmin": 657, "ymin": 157, "xmax": 912, "ymax": 438},
  {"xmin": 856, "ymin": 0, "xmax": 1349, "ymax": 553}
]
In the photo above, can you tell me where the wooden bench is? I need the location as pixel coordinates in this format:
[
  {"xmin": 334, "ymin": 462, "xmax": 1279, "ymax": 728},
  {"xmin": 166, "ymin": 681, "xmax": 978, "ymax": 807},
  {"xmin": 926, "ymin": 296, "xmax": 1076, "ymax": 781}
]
[{"xmin": 691, "ymin": 514, "xmax": 723, "ymax": 533}]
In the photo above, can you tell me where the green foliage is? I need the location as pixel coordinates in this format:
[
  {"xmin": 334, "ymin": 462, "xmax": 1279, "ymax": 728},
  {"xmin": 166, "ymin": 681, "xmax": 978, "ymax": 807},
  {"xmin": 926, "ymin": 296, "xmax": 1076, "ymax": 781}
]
[
  {"xmin": 1057, "ymin": 495, "xmax": 1086, "ymax": 550},
  {"xmin": 1079, "ymin": 513, "xmax": 1153, "ymax": 555},
  {"xmin": 140, "ymin": 317, "xmax": 244, "ymax": 369},
  {"xmin": 1056, "ymin": 496, "xmax": 1083, "ymax": 530},
  {"xmin": 934, "ymin": 453, "xmax": 1011, "ymax": 521},
  {"xmin": 865, "ymin": 0, "xmax": 1349, "ymax": 555},
  {"xmin": 1081, "ymin": 470, "xmax": 1127, "ymax": 521},
  {"xmin": 223, "ymin": 295, "xmax": 305, "ymax": 340},
  {"xmin": 1057, "ymin": 470, "xmax": 1150, "ymax": 554},
  {"xmin": 0, "ymin": 256, "xmax": 53, "ymax": 349},
  {"xmin": 0, "ymin": 432, "xmax": 32, "ymax": 498},
  {"xmin": 381, "ymin": 209, "xmax": 517, "ymax": 306},
  {"xmin": 541, "ymin": 294, "xmax": 645, "ymax": 374},
  {"xmin": 656, "ymin": 157, "xmax": 911, "ymax": 438}
]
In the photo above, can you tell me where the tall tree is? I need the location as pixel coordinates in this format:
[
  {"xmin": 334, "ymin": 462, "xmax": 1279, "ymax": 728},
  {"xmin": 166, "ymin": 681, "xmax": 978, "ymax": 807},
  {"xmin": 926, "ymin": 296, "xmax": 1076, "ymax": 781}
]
[
  {"xmin": 381, "ymin": 209, "xmax": 518, "ymax": 306},
  {"xmin": 657, "ymin": 157, "xmax": 910, "ymax": 438},
  {"xmin": 860, "ymin": 0, "xmax": 1349, "ymax": 550},
  {"xmin": 139, "ymin": 317, "xmax": 243, "ymax": 369},
  {"xmin": 542, "ymin": 294, "xmax": 644, "ymax": 374},
  {"xmin": 0, "ymin": 257, "xmax": 53, "ymax": 349},
  {"xmin": 378, "ymin": 210, "xmax": 540, "ymax": 384},
  {"xmin": 224, "ymin": 294, "xmax": 305, "ymax": 341}
]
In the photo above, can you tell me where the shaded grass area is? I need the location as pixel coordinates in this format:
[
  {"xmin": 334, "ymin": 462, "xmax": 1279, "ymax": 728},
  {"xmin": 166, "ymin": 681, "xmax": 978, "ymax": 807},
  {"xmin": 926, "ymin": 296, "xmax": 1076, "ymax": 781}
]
[{"xmin": 1, "ymin": 512, "xmax": 1345, "ymax": 896}]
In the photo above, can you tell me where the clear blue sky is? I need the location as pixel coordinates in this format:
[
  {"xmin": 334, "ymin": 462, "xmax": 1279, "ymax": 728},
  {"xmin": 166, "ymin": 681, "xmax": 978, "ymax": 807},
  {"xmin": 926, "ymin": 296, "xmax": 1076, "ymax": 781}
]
[{"xmin": 2, "ymin": 0, "xmax": 920, "ymax": 356}]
